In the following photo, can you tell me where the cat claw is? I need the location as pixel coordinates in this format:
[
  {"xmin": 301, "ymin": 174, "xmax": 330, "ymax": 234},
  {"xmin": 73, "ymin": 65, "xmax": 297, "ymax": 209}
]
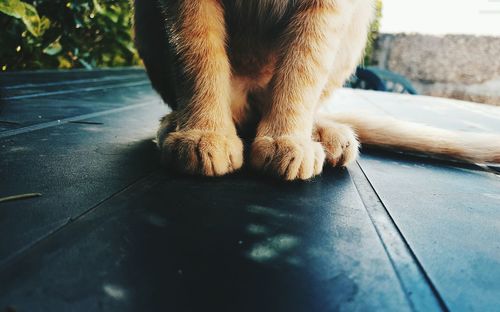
[
  {"xmin": 161, "ymin": 129, "xmax": 244, "ymax": 176},
  {"xmin": 313, "ymin": 121, "xmax": 359, "ymax": 167},
  {"xmin": 251, "ymin": 135, "xmax": 325, "ymax": 181}
]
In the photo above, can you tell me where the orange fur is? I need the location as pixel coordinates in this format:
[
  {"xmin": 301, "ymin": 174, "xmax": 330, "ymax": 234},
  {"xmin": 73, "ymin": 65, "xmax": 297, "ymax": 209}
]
[
  {"xmin": 139, "ymin": 0, "xmax": 374, "ymax": 179},
  {"xmin": 248, "ymin": 0, "xmax": 366, "ymax": 180},
  {"xmin": 324, "ymin": 112, "xmax": 500, "ymax": 164},
  {"xmin": 135, "ymin": 0, "xmax": 499, "ymax": 180},
  {"xmin": 158, "ymin": 0, "xmax": 243, "ymax": 176}
]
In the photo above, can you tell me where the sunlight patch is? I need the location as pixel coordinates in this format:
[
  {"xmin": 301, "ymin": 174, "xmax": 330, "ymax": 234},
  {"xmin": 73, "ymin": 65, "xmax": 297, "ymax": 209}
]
[
  {"xmin": 103, "ymin": 284, "xmax": 126, "ymax": 300},
  {"xmin": 247, "ymin": 234, "xmax": 300, "ymax": 263}
]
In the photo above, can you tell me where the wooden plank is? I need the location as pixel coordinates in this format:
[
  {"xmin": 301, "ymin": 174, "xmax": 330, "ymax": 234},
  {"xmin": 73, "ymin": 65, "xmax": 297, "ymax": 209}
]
[
  {"xmin": 349, "ymin": 164, "xmax": 446, "ymax": 311},
  {"xmin": 343, "ymin": 91, "xmax": 500, "ymax": 311},
  {"xmin": 0, "ymin": 97, "xmax": 167, "ymax": 266},
  {"xmin": 358, "ymin": 152, "xmax": 500, "ymax": 311},
  {"xmin": 324, "ymin": 89, "xmax": 500, "ymax": 134},
  {"xmin": 0, "ymin": 69, "xmax": 157, "ymax": 133},
  {"xmin": 4, "ymin": 70, "xmax": 495, "ymax": 310},
  {"xmin": 2, "ymin": 76, "xmax": 148, "ymax": 99},
  {"xmin": 0, "ymin": 85, "xmax": 159, "ymax": 134},
  {"xmin": 0, "ymin": 169, "xmax": 414, "ymax": 311},
  {"xmin": 0, "ymin": 68, "xmax": 146, "ymax": 87}
]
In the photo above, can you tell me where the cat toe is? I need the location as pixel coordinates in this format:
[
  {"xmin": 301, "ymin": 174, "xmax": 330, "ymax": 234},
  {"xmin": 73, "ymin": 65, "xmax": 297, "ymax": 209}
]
[
  {"xmin": 251, "ymin": 136, "xmax": 325, "ymax": 181},
  {"xmin": 314, "ymin": 121, "xmax": 359, "ymax": 167},
  {"xmin": 161, "ymin": 130, "xmax": 243, "ymax": 176}
]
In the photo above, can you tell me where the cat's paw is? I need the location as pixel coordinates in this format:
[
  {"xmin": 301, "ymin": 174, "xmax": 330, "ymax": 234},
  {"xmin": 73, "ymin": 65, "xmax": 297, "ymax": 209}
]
[
  {"xmin": 250, "ymin": 136, "xmax": 325, "ymax": 181},
  {"xmin": 161, "ymin": 130, "xmax": 243, "ymax": 176},
  {"xmin": 313, "ymin": 121, "xmax": 359, "ymax": 167}
]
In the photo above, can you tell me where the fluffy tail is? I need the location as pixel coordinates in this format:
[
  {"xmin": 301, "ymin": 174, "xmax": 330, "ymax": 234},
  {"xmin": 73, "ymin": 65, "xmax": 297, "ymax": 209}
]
[{"xmin": 325, "ymin": 112, "xmax": 500, "ymax": 164}]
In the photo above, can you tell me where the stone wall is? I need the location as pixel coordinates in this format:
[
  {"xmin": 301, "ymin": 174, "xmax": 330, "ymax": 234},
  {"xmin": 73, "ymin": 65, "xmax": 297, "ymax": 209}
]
[{"xmin": 372, "ymin": 33, "xmax": 500, "ymax": 105}]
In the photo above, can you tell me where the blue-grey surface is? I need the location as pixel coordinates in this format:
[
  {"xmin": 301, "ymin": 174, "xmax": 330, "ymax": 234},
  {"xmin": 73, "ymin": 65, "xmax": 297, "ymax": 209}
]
[
  {"xmin": 1, "ymin": 69, "xmax": 499, "ymax": 311},
  {"xmin": 359, "ymin": 152, "xmax": 500, "ymax": 311},
  {"xmin": 0, "ymin": 170, "xmax": 414, "ymax": 311}
]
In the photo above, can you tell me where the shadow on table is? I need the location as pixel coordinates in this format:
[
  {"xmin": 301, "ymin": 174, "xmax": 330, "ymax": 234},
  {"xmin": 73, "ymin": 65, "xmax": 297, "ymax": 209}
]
[
  {"xmin": 0, "ymin": 142, "xmax": 382, "ymax": 311},
  {"xmin": 121, "ymin": 166, "xmax": 364, "ymax": 311}
]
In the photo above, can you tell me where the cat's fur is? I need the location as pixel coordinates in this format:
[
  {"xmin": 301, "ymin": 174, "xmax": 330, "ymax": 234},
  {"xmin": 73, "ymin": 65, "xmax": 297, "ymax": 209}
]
[{"xmin": 133, "ymin": 0, "xmax": 500, "ymax": 180}]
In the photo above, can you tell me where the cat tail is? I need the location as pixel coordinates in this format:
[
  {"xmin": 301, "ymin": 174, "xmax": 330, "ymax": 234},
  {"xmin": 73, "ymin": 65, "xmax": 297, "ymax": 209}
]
[{"xmin": 323, "ymin": 112, "xmax": 500, "ymax": 164}]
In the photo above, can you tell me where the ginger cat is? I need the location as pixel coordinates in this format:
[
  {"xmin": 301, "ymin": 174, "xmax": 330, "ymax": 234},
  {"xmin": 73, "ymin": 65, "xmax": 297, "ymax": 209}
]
[{"xmin": 133, "ymin": 0, "xmax": 500, "ymax": 180}]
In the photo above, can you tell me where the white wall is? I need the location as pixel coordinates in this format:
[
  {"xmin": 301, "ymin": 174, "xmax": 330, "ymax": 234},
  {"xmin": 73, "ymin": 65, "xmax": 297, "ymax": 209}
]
[{"xmin": 380, "ymin": 0, "xmax": 500, "ymax": 36}]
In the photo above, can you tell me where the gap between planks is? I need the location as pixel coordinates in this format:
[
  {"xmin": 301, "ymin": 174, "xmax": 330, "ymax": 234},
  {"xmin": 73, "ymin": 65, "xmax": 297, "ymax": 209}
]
[
  {"xmin": 349, "ymin": 162, "xmax": 448, "ymax": 312},
  {"xmin": 0, "ymin": 100, "xmax": 160, "ymax": 139},
  {"xmin": 0, "ymin": 172, "xmax": 159, "ymax": 272},
  {"xmin": 3, "ymin": 73, "xmax": 146, "ymax": 90},
  {"xmin": 3, "ymin": 81, "xmax": 150, "ymax": 101}
]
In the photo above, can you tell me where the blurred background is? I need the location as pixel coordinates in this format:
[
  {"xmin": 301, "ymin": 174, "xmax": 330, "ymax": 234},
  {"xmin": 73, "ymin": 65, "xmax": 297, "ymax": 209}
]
[
  {"xmin": 1, "ymin": 0, "xmax": 500, "ymax": 105},
  {"xmin": 373, "ymin": 0, "xmax": 500, "ymax": 105},
  {"xmin": 0, "ymin": 0, "xmax": 139, "ymax": 70}
]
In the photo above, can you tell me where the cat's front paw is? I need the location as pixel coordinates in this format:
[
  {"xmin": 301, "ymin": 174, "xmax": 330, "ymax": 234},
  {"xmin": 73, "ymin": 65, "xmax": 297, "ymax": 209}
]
[
  {"xmin": 250, "ymin": 136, "xmax": 325, "ymax": 181},
  {"xmin": 313, "ymin": 121, "xmax": 359, "ymax": 167},
  {"xmin": 161, "ymin": 130, "xmax": 243, "ymax": 176}
]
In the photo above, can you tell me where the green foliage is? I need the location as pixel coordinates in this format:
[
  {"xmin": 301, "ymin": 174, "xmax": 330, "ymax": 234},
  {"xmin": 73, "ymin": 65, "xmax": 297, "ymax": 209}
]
[
  {"xmin": 0, "ymin": 0, "xmax": 381, "ymax": 71},
  {"xmin": 0, "ymin": 0, "xmax": 140, "ymax": 71},
  {"xmin": 364, "ymin": 0, "xmax": 383, "ymax": 66}
]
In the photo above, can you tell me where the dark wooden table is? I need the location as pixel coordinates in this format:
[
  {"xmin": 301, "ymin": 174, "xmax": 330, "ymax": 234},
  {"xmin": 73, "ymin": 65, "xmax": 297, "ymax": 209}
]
[{"xmin": 1, "ymin": 68, "xmax": 499, "ymax": 312}]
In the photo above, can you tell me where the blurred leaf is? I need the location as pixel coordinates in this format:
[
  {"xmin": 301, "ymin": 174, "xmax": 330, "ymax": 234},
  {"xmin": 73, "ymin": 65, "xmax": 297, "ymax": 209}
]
[
  {"xmin": 78, "ymin": 58, "xmax": 92, "ymax": 69},
  {"xmin": 0, "ymin": 0, "xmax": 24, "ymax": 18},
  {"xmin": 92, "ymin": 0, "xmax": 104, "ymax": 14},
  {"xmin": 43, "ymin": 37, "xmax": 62, "ymax": 55},
  {"xmin": 57, "ymin": 56, "xmax": 72, "ymax": 69},
  {"xmin": 74, "ymin": 16, "xmax": 83, "ymax": 29},
  {"xmin": 39, "ymin": 16, "xmax": 51, "ymax": 32},
  {"xmin": 364, "ymin": 0, "xmax": 383, "ymax": 65},
  {"xmin": 20, "ymin": 2, "xmax": 42, "ymax": 36},
  {"xmin": 0, "ymin": 0, "xmax": 148, "ymax": 70},
  {"xmin": 0, "ymin": 0, "xmax": 46, "ymax": 36},
  {"xmin": 103, "ymin": 10, "xmax": 118, "ymax": 23}
]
